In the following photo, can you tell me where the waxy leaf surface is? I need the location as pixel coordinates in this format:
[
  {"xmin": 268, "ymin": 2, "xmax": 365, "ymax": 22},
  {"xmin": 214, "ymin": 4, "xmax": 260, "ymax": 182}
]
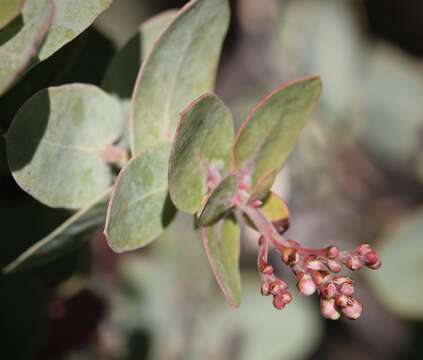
[
  {"xmin": 197, "ymin": 175, "xmax": 237, "ymax": 226},
  {"xmin": 202, "ymin": 215, "xmax": 241, "ymax": 308},
  {"xmin": 0, "ymin": 0, "xmax": 53, "ymax": 95},
  {"xmin": 6, "ymin": 84, "xmax": 123, "ymax": 209},
  {"xmin": 3, "ymin": 190, "xmax": 110, "ymax": 273},
  {"xmin": 169, "ymin": 93, "xmax": 234, "ymax": 214},
  {"xmin": 131, "ymin": 0, "xmax": 229, "ymax": 154},
  {"xmin": 0, "ymin": 0, "xmax": 25, "ymax": 30},
  {"xmin": 37, "ymin": 0, "xmax": 112, "ymax": 61},
  {"xmin": 105, "ymin": 144, "xmax": 176, "ymax": 252},
  {"xmin": 233, "ymin": 77, "xmax": 321, "ymax": 191},
  {"xmin": 102, "ymin": 10, "xmax": 177, "ymax": 99}
]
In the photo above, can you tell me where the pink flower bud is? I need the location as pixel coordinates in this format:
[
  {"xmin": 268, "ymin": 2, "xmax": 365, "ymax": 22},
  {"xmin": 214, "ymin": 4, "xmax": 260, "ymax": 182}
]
[
  {"xmin": 339, "ymin": 282, "xmax": 354, "ymax": 296},
  {"xmin": 346, "ymin": 256, "xmax": 362, "ymax": 270},
  {"xmin": 281, "ymin": 248, "xmax": 299, "ymax": 266},
  {"xmin": 273, "ymin": 295, "xmax": 286, "ymax": 310},
  {"xmin": 320, "ymin": 298, "xmax": 341, "ymax": 320},
  {"xmin": 335, "ymin": 294, "xmax": 349, "ymax": 307},
  {"xmin": 333, "ymin": 276, "xmax": 352, "ymax": 286},
  {"xmin": 306, "ymin": 258, "xmax": 326, "ymax": 271},
  {"xmin": 321, "ymin": 282, "xmax": 337, "ymax": 299},
  {"xmin": 297, "ymin": 274, "xmax": 316, "ymax": 296},
  {"xmin": 262, "ymin": 265, "xmax": 274, "ymax": 275},
  {"xmin": 341, "ymin": 298, "xmax": 362, "ymax": 320},
  {"xmin": 327, "ymin": 259, "xmax": 342, "ymax": 272},
  {"xmin": 281, "ymin": 291, "xmax": 293, "ymax": 304},
  {"xmin": 356, "ymin": 244, "xmax": 372, "ymax": 255},
  {"xmin": 367, "ymin": 259, "xmax": 382, "ymax": 270},
  {"xmin": 365, "ymin": 251, "xmax": 379, "ymax": 266},
  {"xmin": 327, "ymin": 246, "xmax": 340, "ymax": 259},
  {"xmin": 261, "ymin": 283, "xmax": 270, "ymax": 296}
]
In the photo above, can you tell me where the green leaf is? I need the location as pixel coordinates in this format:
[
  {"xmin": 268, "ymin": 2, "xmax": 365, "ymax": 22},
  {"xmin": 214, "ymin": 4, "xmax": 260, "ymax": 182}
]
[
  {"xmin": 104, "ymin": 143, "xmax": 176, "ymax": 252},
  {"xmin": 202, "ymin": 214, "xmax": 241, "ymax": 308},
  {"xmin": 0, "ymin": 0, "xmax": 53, "ymax": 96},
  {"xmin": 366, "ymin": 209, "xmax": 423, "ymax": 320},
  {"xmin": 3, "ymin": 190, "xmax": 110, "ymax": 273},
  {"xmin": 102, "ymin": 10, "xmax": 177, "ymax": 99},
  {"xmin": 169, "ymin": 93, "xmax": 234, "ymax": 214},
  {"xmin": 245, "ymin": 192, "xmax": 290, "ymax": 233},
  {"xmin": 233, "ymin": 76, "xmax": 321, "ymax": 191},
  {"xmin": 0, "ymin": 0, "xmax": 25, "ymax": 30},
  {"xmin": 37, "ymin": 0, "xmax": 112, "ymax": 61},
  {"xmin": 197, "ymin": 175, "xmax": 237, "ymax": 227},
  {"xmin": 5, "ymin": 84, "xmax": 124, "ymax": 209},
  {"xmin": 130, "ymin": 0, "xmax": 230, "ymax": 155}
]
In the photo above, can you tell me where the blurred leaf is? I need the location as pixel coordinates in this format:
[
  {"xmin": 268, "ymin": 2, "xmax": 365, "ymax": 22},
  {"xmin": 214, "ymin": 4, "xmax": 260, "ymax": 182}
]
[
  {"xmin": 105, "ymin": 143, "xmax": 176, "ymax": 252},
  {"xmin": 0, "ymin": 0, "xmax": 25, "ymax": 29},
  {"xmin": 130, "ymin": 0, "xmax": 230, "ymax": 155},
  {"xmin": 3, "ymin": 190, "xmax": 109, "ymax": 273},
  {"xmin": 197, "ymin": 174, "xmax": 237, "ymax": 226},
  {"xmin": 0, "ymin": 0, "xmax": 53, "ymax": 95},
  {"xmin": 190, "ymin": 276, "xmax": 322, "ymax": 360},
  {"xmin": 169, "ymin": 93, "xmax": 234, "ymax": 214},
  {"xmin": 246, "ymin": 192, "xmax": 290, "ymax": 233},
  {"xmin": 5, "ymin": 84, "xmax": 123, "ymax": 209},
  {"xmin": 360, "ymin": 44, "xmax": 423, "ymax": 171},
  {"xmin": 233, "ymin": 77, "xmax": 321, "ymax": 191},
  {"xmin": 102, "ymin": 9, "xmax": 177, "ymax": 99},
  {"xmin": 202, "ymin": 214, "xmax": 241, "ymax": 308},
  {"xmin": 37, "ymin": 0, "xmax": 112, "ymax": 61},
  {"xmin": 366, "ymin": 209, "xmax": 423, "ymax": 320}
]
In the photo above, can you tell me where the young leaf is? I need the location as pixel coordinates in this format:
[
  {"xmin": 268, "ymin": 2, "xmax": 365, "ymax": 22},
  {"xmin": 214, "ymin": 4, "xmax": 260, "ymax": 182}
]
[
  {"xmin": 130, "ymin": 0, "xmax": 230, "ymax": 155},
  {"xmin": 5, "ymin": 84, "xmax": 124, "ymax": 209},
  {"xmin": 0, "ymin": 0, "xmax": 25, "ymax": 30},
  {"xmin": 104, "ymin": 143, "xmax": 176, "ymax": 252},
  {"xmin": 169, "ymin": 93, "xmax": 234, "ymax": 214},
  {"xmin": 245, "ymin": 192, "xmax": 290, "ymax": 234},
  {"xmin": 0, "ymin": 0, "xmax": 53, "ymax": 95},
  {"xmin": 102, "ymin": 10, "xmax": 177, "ymax": 99},
  {"xmin": 366, "ymin": 210, "xmax": 423, "ymax": 320},
  {"xmin": 3, "ymin": 190, "xmax": 110, "ymax": 273},
  {"xmin": 202, "ymin": 214, "xmax": 241, "ymax": 308},
  {"xmin": 37, "ymin": 0, "xmax": 112, "ymax": 61},
  {"xmin": 232, "ymin": 76, "xmax": 321, "ymax": 192},
  {"xmin": 197, "ymin": 175, "xmax": 237, "ymax": 227}
]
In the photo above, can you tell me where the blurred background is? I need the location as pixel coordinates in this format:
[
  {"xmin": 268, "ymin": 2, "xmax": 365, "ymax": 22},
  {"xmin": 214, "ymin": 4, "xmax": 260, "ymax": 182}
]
[{"xmin": 1, "ymin": 0, "xmax": 423, "ymax": 359}]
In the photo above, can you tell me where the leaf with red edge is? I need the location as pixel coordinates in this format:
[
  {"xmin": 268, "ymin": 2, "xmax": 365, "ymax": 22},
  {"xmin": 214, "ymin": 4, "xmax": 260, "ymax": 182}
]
[{"xmin": 202, "ymin": 214, "xmax": 241, "ymax": 308}]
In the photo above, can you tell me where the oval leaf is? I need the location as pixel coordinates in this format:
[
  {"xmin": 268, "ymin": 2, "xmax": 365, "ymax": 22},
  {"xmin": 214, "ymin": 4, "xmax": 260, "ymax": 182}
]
[
  {"xmin": 232, "ymin": 76, "xmax": 321, "ymax": 191},
  {"xmin": 105, "ymin": 143, "xmax": 176, "ymax": 252},
  {"xmin": 366, "ymin": 210, "xmax": 423, "ymax": 320},
  {"xmin": 102, "ymin": 10, "xmax": 177, "ymax": 99},
  {"xmin": 3, "ymin": 190, "xmax": 110, "ymax": 273},
  {"xmin": 37, "ymin": 0, "xmax": 112, "ymax": 61},
  {"xmin": 130, "ymin": 0, "xmax": 230, "ymax": 155},
  {"xmin": 197, "ymin": 175, "xmax": 237, "ymax": 227},
  {"xmin": 202, "ymin": 214, "xmax": 241, "ymax": 308},
  {"xmin": 169, "ymin": 93, "xmax": 234, "ymax": 214},
  {"xmin": 6, "ymin": 84, "xmax": 123, "ymax": 209},
  {"xmin": 0, "ymin": 0, "xmax": 25, "ymax": 30},
  {"xmin": 0, "ymin": 0, "xmax": 53, "ymax": 95}
]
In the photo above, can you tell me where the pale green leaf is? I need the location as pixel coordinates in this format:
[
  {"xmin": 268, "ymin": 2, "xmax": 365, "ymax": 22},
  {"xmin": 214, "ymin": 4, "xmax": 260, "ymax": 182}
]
[
  {"xmin": 3, "ymin": 190, "xmax": 110, "ymax": 273},
  {"xmin": 102, "ymin": 10, "xmax": 177, "ymax": 99},
  {"xmin": 169, "ymin": 93, "xmax": 234, "ymax": 214},
  {"xmin": 197, "ymin": 175, "xmax": 237, "ymax": 226},
  {"xmin": 130, "ymin": 0, "xmax": 229, "ymax": 155},
  {"xmin": 366, "ymin": 209, "xmax": 423, "ymax": 320},
  {"xmin": 104, "ymin": 143, "xmax": 176, "ymax": 252},
  {"xmin": 6, "ymin": 84, "xmax": 124, "ymax": 209},
  {"xmin": 0, "ymin": 0, "xmax": 53, "ymax": 95},
  {"xmin": 233, "ymin": 77, "xmax": 321, "ymax": 191},
  {"xmin": 37, "ymin": 0, "xmax": 112, "ymax": 61},
  {"xmin": 0, "ymin": 0, "xmax": 25, "ymax": 30},
  {"xmin": 202, "ymin": 214, "xmax": 241, "ymax": 308}
]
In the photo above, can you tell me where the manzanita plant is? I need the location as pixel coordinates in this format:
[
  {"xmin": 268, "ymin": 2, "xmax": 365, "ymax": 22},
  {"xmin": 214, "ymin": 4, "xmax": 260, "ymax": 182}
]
[{"xmin": 2, "ymin": 0, "xmax": 381, "ymax": 321}]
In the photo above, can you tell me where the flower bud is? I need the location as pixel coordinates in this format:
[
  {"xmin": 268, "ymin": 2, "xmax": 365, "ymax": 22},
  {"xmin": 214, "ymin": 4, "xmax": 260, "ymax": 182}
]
[
  {"xmin": 339, "ymin": 282, "xmax": 354, "ymax": 296},
  {"xmin": 333, "ymin": 276, "xmax": 352, "ymax": 286},
  {"xmin": 327, "ymin": 246, "xmax": 340, "ymax": 259},
  {"xmin": 356, "ymin": 244, "xmax": 372, "ymax": 255},
  {"xmin": 320, "ymin": 298, "xmax": 341, "ymax": 320},
  {"xmin": 281, "ymin": 247, "xmax": 299, "ymax": 266},
  {"xmin": 367, "ymin": 259, "xmax": 382, "ymax": 270},
  {"xmin": 346, "ymin": 256, "xmax": 362, "ymax": 270},
  {"xmin": 261, "ymin": 283, "xmax": 270, "ymax": 296},
  {"xmin": 297, "ymin": 274, "xmax": 316, "ymax": 296},
  {"xmin": 341, "ymin": 298, "xmax": 362, "ymax": 320},
  {"xmin": 262, "ymin": 265, "xmax": 274, "ymax": 275},
  {"xmin": 306, "ymin": 258, "xmax": 326, "ymax": 271},
  {"xmin": 273, "ymin": 295, "xmax": 286, "ymax": 310},
  {"xmin": 335, "ymin": 294, "xmax": 349, "ymax": 307},
  {"xmin": 321, "ymin": 282, "xmax": 337, "ymax": 299},
  {"xmin": 365, "ymin": 251, "xmax": 379, "ymax": 266},
  {"xmin": 327, "ymin": 259, "xmax": 341, "ymax": 272},
  {"xmin": 281, "ymin": 291, "xmax": 293, "ymax": 304}
]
